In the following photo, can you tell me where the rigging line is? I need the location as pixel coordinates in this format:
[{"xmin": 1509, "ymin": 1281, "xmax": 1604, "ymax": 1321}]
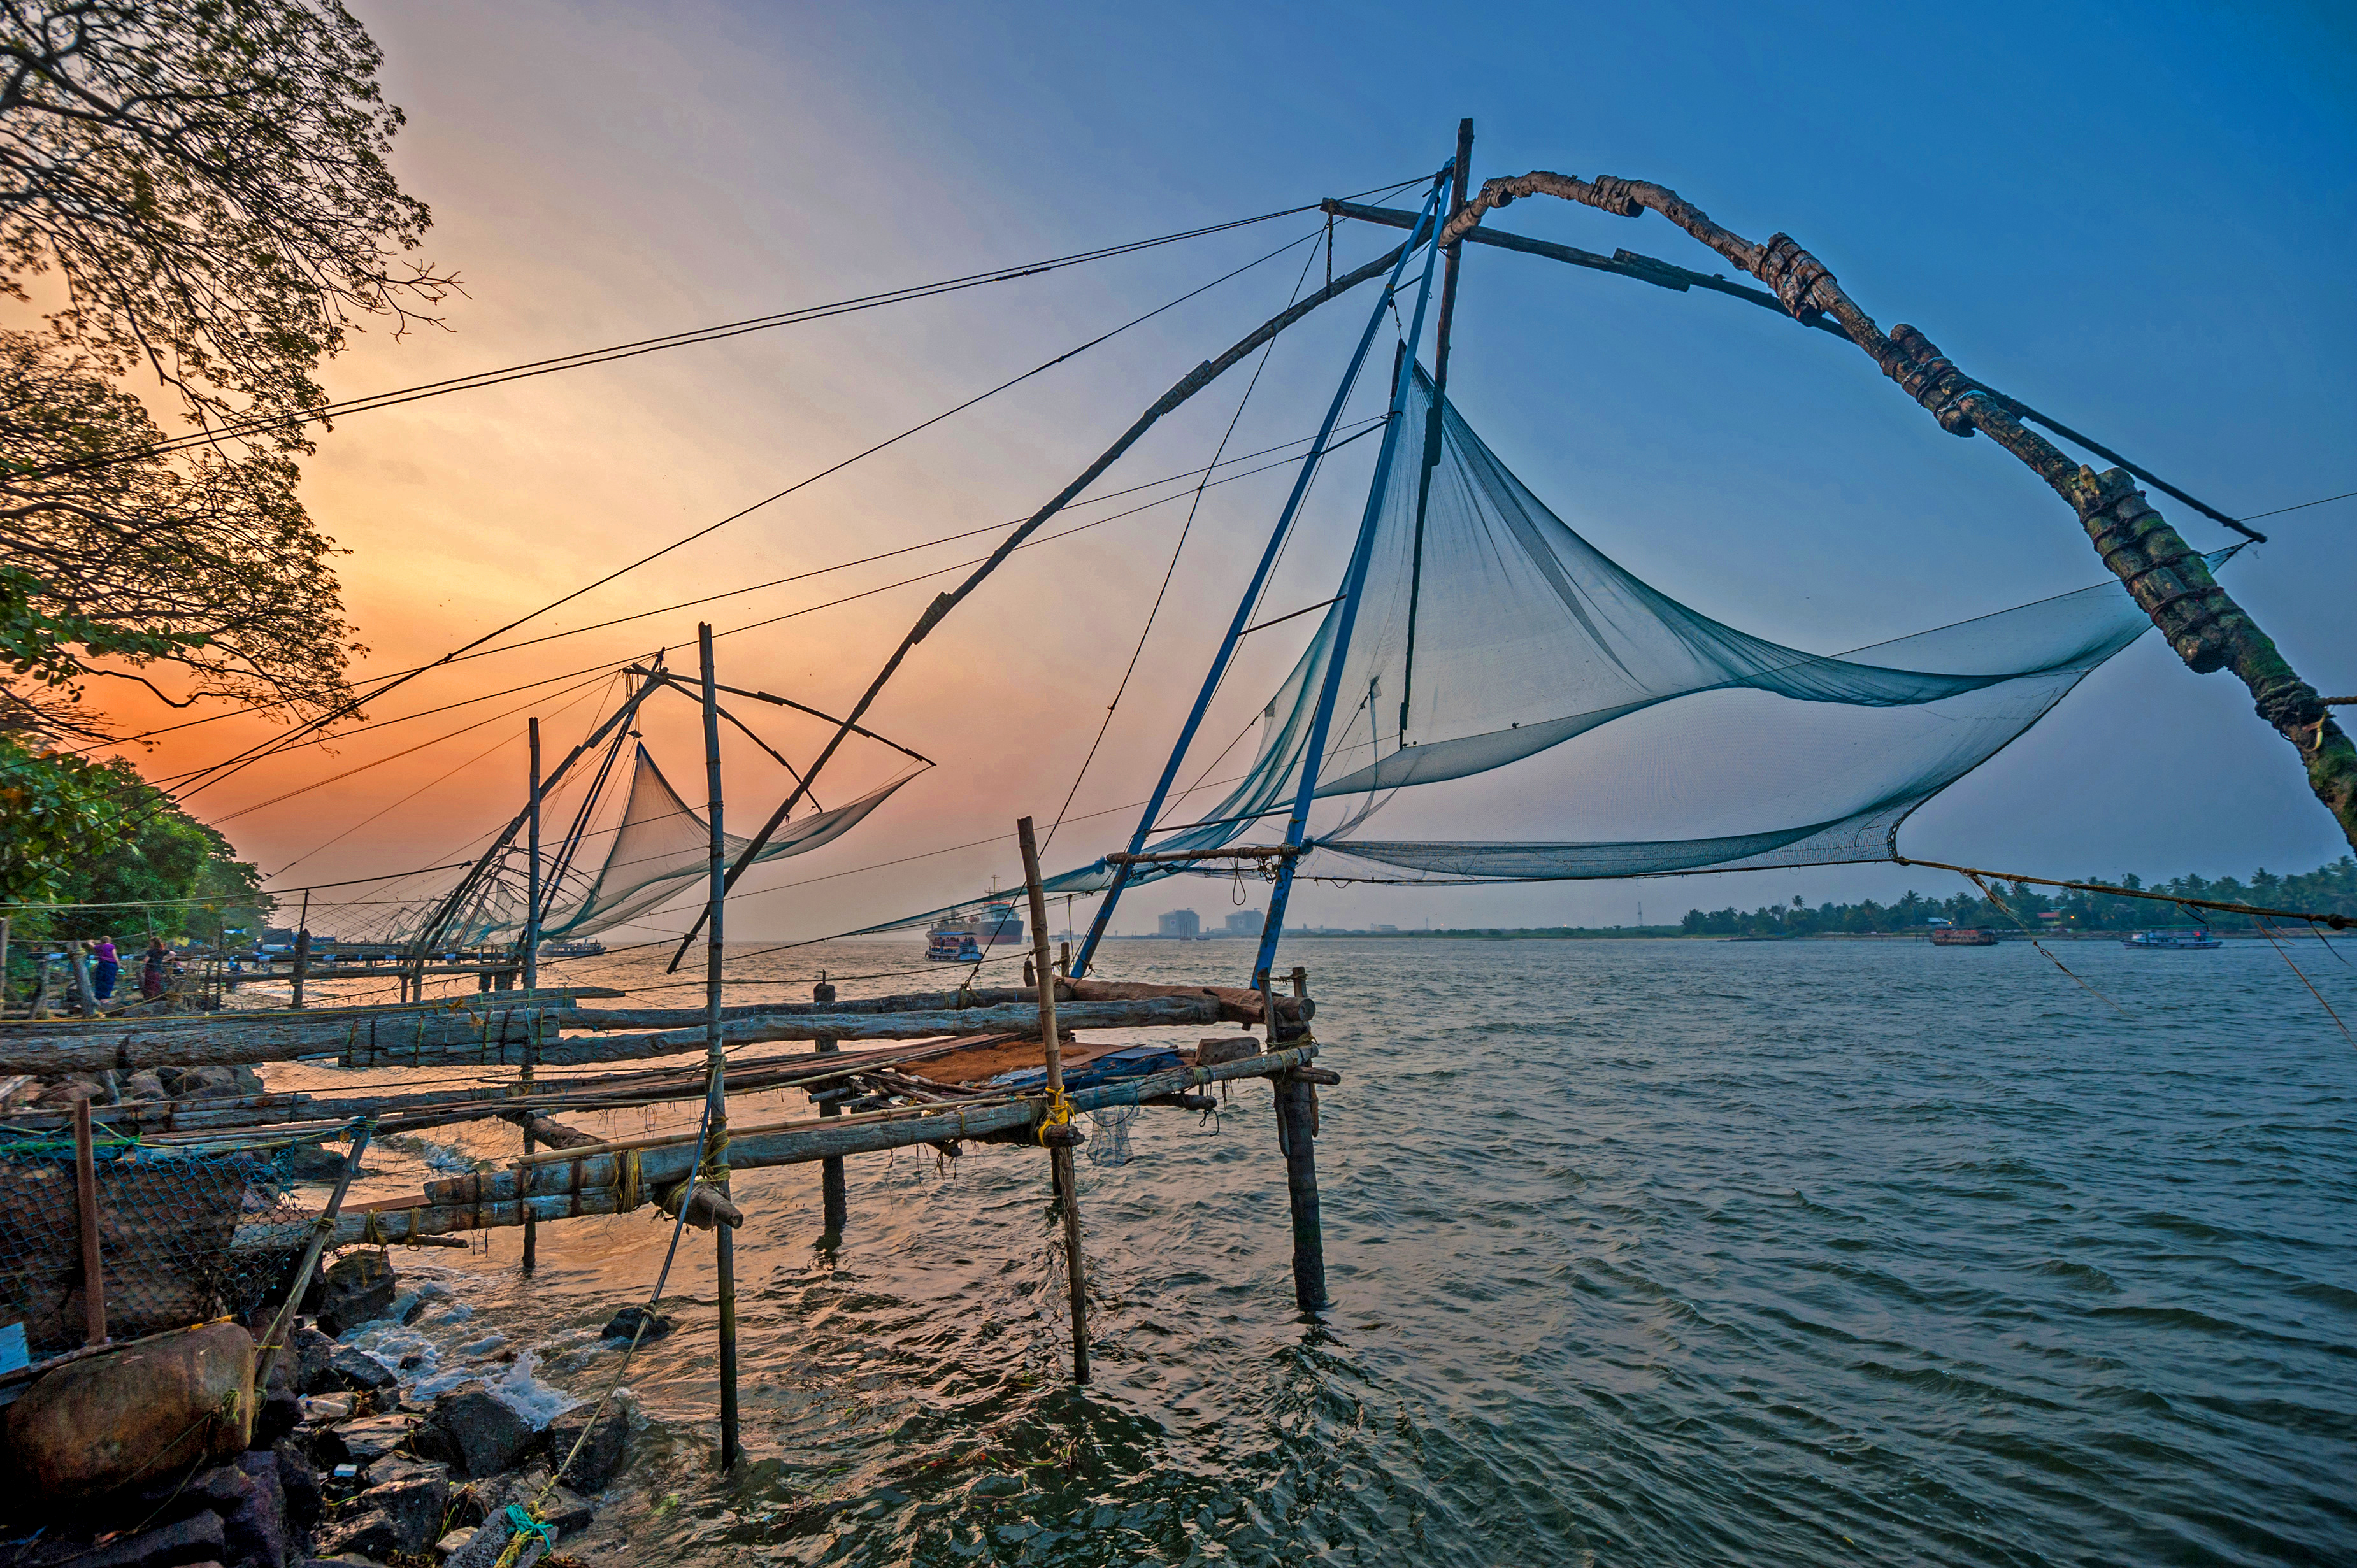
[
  {"xmin": 1893, "ymin": 857, "xmax": 2353, "ymax": 929},
  {"xmin": 203, "ymin": 669, "xmax": 619, "ymax": 825},
  {"xmin": 0, "ymin": 862, "xmax": 485, "ymax": 911},
  {"xmin": 2235, "ymin": 488, "xmax": 2357, "ymax": 524},
  {"xmin": 1040, "ymin": 229, "xmax": 1324, "ymax": 858},
  {"xmin": 2253, "ymin": 916, "xmax": 2355, "ymax": 1046},
  {"xmin": 59, "ymin": 418, "xmax": 1392, "ymax": 759},
  {"xmin": 155, "ymin": 440, "xmax": 1370, "ymax": 804},
  {"xmin": 1963, "ymin": 870, "xmax": 2133, "ymax": 1020},
  {"xmin": 265, "ymin": 674, "xmax": 620, "ymax": 881},
  {"xmin": 158, "ymin": 224, "xmax": 1331, "ymax": 805},
  {"xmin": 18, "ymin": 182, "xmax": 1425, "ymax": 481}
]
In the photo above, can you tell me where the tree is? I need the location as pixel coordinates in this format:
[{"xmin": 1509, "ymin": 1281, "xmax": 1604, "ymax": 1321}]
[
  {"xmin": 1, "ymin": 329, "xmax": 361, "ymax": 740},
  {"xmin": 0, "ymin": 0, "xmax": 454, "ymax": 437}
]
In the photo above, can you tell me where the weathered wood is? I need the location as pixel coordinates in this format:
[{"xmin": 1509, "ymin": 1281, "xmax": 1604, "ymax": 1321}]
[
  {"xmin": 812, "ymin": 980, "xmax": 846, "ymax": 1241},
  {"xmin": 72, "ymin": 1099, "xmax": 104, "ymax": 1345},
  {"xmin": 264, "ymin": 1044, "xmax": 1324, "ymax": 1248},
  {"xmin": 497, "ymin": 1111, "xmax": 603, "ymax": 1150},
  {"xmin": 1275, "ymin": 1078, "xmax": 1327, "ymax": 1313},
  {"xmin": 1021, "ymin": 816, "xmax": 1089, "ymax": 1385}
]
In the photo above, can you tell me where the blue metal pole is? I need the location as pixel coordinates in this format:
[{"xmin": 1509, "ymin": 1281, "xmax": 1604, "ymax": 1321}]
[
  {"xmin": 1075, "ymin": 178, "xmax": 1448, "ymax": 974},
  {"xmin": 1249, "ymin": 204, "xmax": 1448, "ymax": 990}
]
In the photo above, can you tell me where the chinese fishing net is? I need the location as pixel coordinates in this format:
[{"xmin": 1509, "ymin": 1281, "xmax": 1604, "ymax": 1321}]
[
  {"xmin": 452, "ymin": 744, "xmax": 919, "ymax": 943},
  {"xmin": 1043, "ymin": 361, "xmax": 2230, "ymax": 894}
]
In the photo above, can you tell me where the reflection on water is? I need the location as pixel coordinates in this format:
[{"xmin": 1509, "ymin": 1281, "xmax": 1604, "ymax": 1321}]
[{"xmin": 267, "ymin": 936, "xmax": 2357, "ymax": 1565}]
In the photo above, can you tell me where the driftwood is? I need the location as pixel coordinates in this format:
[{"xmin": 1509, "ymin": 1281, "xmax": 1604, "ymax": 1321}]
[
  {"xmin": 231, "ymin": 1043, "xmax": 1319, "ymax": 1250},
  {"xmin": 1412, "ymin": 168, "xmax": 2354, "ymax": 848}
]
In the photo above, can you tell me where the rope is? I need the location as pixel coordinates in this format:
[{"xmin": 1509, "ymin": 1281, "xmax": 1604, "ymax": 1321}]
[
  {"xmin": 1898, "ymin": 856, "xmax": 2352, "ymax": 930},
  {"xmin": 1961, "ymin": 871, "xmax": 2132, "ymax": 1020},
  {"xmin": 1036, "ymin": 1088, "xmax": 1075, "ymax": 1146},
  {"xmin": 489, "ymin": 1504, "xmax": 555, "ymax": 1568}
]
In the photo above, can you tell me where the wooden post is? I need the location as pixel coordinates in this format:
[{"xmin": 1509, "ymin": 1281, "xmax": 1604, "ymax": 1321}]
[
  {"xmin": 1262, "ymin": 966, "xmax": 1326, "ymax": 1315},
  {"xmin": 813, "ymin": 980, "xmax": 846, "ymax": 1242},
  {"xmin": 0, "ymin": 915, "xmax": 9, "ymax": 1011},
  {"xmin": 72, "ymin": 1099, "xmax": 106, "ymax": 1345},
  {"xmin": 522, "ymin": 719, "xmax": 541, "ymax": 1272},
  {"xmin": 699, "ymin": 625, "xmax": 740, "ymax": 1469},
  {"xmin": 66, "ymin": 940, "xmax": 95, "ymax": 1018},
  {"xmin": 1017, "ymin": 816, "xmax": 1090, "ymax": 1384},
  {"xmin": 290, "ymin": 888, "xmax": 311, "ymax": 1010}
]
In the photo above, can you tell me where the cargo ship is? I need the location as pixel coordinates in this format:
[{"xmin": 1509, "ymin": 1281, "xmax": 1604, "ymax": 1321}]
[
  {"xmin": 2123, "ymin": 928, "xmax": 2222, "ymax": 949},
  {"xmin": 1929, "ymin": 925, "xmax": 2000, "ymax": 946},
  {"xmin": 926, "ymin": 901, "xmax": 1025, "ymax": 961}
]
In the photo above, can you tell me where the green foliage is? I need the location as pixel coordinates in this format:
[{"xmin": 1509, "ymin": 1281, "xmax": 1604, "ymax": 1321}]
[
  {"xmin": 0, "ymin": 731, "xmax": 127, "ymax": 904},
  {"xmin": 1, "ymin": 740, "xmax": 268, "ymax": 976},
  {"xmin": 1680, "ymin": 857, "xmax": 2357, "ymax": 936}
]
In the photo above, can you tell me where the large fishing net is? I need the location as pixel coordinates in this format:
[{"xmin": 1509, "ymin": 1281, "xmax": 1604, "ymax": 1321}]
[
  {"xmin": 1046, "ymin": 363, "xmax": 2224, "ymax": 891},
  {"xmin": 0, "ymin": 1136, "xmax": 308, "ymax": 1357},
  {"xmin": 452, "ymin": 745, "xmax": 919, "ymax": 943}
]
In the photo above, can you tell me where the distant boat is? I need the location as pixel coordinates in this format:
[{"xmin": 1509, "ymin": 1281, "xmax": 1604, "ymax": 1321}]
[
  {"xmin": 2123, "ymin": 929, "xmax": 2222, "ymax": 949},
  {"xmin": 925, "ymin": 901, "xmax": 1024, "ymax": 962},
  {"xmin": 1930, "ymin": 927, "xmax": 2000, "ymax": 946}
]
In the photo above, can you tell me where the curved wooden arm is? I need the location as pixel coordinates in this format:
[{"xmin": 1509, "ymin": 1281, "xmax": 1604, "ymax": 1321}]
[{"xmin": 1442, "ymin": 170, "xmax": 2355, "ymax": 851}]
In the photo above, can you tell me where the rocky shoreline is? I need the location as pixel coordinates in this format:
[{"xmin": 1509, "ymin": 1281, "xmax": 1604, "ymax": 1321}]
[{"xmin": 1, "ymin": 1253, "xmax": 651, "ymax": 1568}]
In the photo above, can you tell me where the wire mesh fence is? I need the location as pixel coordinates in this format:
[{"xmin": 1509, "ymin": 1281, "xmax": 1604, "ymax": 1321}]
[{"xmin": 0, "ymin": 1134, "xmax": 311, "ymax": 1357}]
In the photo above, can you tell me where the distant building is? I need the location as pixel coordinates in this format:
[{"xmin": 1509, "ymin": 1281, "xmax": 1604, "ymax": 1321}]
[
  {"xmin": 1157, "ymin": 909, "xmax": 1201, "ymax": 939},
  {"xmin": 1373, "ymin": 923, "xmax": 1400, "ymax": 933},
  {"xmin": 1223, "ymin": 909, "xmax": 1261, "ymax": 936}
]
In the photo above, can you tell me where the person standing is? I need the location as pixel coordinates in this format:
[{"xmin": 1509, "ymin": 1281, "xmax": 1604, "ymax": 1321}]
[
  {"xmin": 90, "ymin": 935, "xmax": 119, "ymax": 1001},
  {"xmin": 141, "ymin": 937, "xmax": 169, "ymax": 1000}
]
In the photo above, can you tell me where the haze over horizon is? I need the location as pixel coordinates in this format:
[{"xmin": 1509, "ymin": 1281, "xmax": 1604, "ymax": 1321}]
[{"xmin": 71, "ymin": 0, "xmax": 2357, "ymax": 943}]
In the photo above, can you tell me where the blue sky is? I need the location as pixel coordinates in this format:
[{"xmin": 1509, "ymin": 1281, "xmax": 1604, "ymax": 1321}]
[{"xmin": 196, "ymin": 0, "xmax": 2355, "ymax": 937}]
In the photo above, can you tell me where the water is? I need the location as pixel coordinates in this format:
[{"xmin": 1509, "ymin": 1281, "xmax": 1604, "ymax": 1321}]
[{"xmin": 271, "ymin": 936, "xmax": 2357, "ymax": 1565}]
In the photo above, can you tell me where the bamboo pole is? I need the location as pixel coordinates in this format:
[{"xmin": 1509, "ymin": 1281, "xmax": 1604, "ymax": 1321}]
[
  {"xmin": 522, "ymin": 718, "xmax": 541, "ymax": 1272},
  {"xmin": 1018, "ymin": 816, "xmax": 1089, "ymax": 1384},
  {"xmin": 72, "ymin": 1098, "xmax": 105, "ymax": 1345},
  {"xmin": 252, "ymin": 1122, "xmax": 375, "ymax": 1394},
  {"xmin": 699, "ymin": 625, "xmax": 740, "ymax": 1470}
]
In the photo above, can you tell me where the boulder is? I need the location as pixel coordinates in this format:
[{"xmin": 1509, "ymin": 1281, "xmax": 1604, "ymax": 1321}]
[
  {"xmin": 541, "ymin": 1408, "xmax": 627, "ymax": 1493},
  {"xmin": 273, "ymin": 1441, "xmax": 322, "ymax": 1526},
  {"xmin": 122, "ymin": 1070, "xmax": 169, "ymax": 1102},
  {"xmin": 225, "ymin": 1450, "xmax": 290, "ymax": 1568},
  {"xmin": 288, "ymin": 1327, "xmax": 338, "ymax": 1395},
  {"xmin": 310, "ymin": 1255, "xmax": 396, "ymax": 1337},
  {"xmin": 353, "ymin": 1462, "xmax": 448, "ymax": 1555},
  {"xmin": 419, "ymin": 1384, "xmax": 535, "ymax": 1478},
  {"xmin": 322, "ymin": 1414, "xmax": 415, "ymax": 1467},
  {"xmin": 251, "ymin": 1383, "xmax": 303, "ymax": 1450},
  {"xmin": 310, "ymin": 1508, "xmax": 401, "ymax": 1562},
  {"xmin": 1, "ymin": 1323, "xmax": 254, "ymax": 1501},
  {"xmin": 75, "ymin": 1511, "xmax": 225, "ymax": 1568},
  {"xmin": 322, "ymin": 1347, "xmax": 396, "ymax": 1394},
  {"xmin": 599, "ymin": 1306, "xmax": 671, "ymax": 1343},
  {"xmin": 444, "ymin": 1516, "xmax": 549, "ymax": 1568}
]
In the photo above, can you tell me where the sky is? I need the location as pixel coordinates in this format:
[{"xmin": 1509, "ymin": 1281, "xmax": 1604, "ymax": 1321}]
[{"xmin": 89, "ymin": 0, "xmax": 2357, "ymax": 944}]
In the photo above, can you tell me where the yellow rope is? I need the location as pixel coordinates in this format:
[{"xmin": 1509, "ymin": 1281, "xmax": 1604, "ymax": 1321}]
[
  {"xmin": 618, "ymin": 1149, "xmax": 640, "ymax": 1212},
  {"xmin": 1035, "ymin": 1088, "xmax": 1074, "ymax": 1145}
]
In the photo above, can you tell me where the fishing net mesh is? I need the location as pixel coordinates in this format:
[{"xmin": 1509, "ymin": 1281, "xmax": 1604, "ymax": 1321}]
[
  {"xmin": 1086, "ymin": 1104, "xmax": 1138, "ymax": 1167},
  {"xmin": 1041, "ymin": 362, "xmax": 2226, "ymax": 894},
  {"xmin": 0, "ymin": 1137, "xmax": 309, "ymax": 1357}
]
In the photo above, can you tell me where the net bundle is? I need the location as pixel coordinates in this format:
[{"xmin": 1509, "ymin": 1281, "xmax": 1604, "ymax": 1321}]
[{"xmin": 0, "ymin": 1136, "xmax": 308, "ymax": 1356}]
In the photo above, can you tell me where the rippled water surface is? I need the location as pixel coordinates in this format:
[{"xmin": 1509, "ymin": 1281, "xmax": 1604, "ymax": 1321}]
[{"xmin": 273, "ymin": 936, "xmax": 2357, "ymax": 1565}]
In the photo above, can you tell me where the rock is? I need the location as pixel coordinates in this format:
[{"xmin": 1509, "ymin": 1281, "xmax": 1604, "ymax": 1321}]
[
  {"xmin": 133, "ymin": 1458, "xmax": 249, "ymax": 1518},
  {"xmin": 300, "ymin": 1558, "xmax": 385, "ymax": 1568},
  {"xmin": 1, "ymin": 1322, "xmax": 255, "ymax": 1501},
  {"xmin": 310, "ymin": 1508, "xmax": 401, "ymax": 1562},
  {"xmin": 289, "ymin": 1327, "xmax": 338, "ymax": 1395},
  {"xmin": 324, "ymin": 1415, "xmax": 416, "ymax": 1466},
  {"xmin": 354, "ymin": 1465, "xmax": 448, "ymax": 1555},
  {"xmin": 277, "ymin": 1144, "xmax": 362, "ymax": 1182},
  {"xmin": 273, "ymin": 1441, "xmax": 322, "ymax": 1526},
  {"xmin": 435, "ymin": 1529, "xmax": 474, "ymax": 1555},
  {"xmin": 419, "ymin": 1384, "xmax": 534, "ymax": 1479},
  {"xmin": 226, "ymin": 1450, "xmax": 290, "ymax": 1568},
  {"xmin": 599, "ymin": 1306, "xmax": 671, "ymax": 1343},
  {"xmin": 323, "ymin": 1347, "xmax": 396, "ymax": 1394},
  {"xmin": 76, "ymin": 1512, "xmax": 225, "ymax": 1568},
  {"xmin": 541, "ymin": 1408, "xmax": 627, "ymax": 1493},
  {"xmin": 252, "ymin": 1384, "xmax": 303, "ymax": 1450},
  {"xmin": 444, "ymin": 1517, "xmax": 548, "ymax": 1568},
  {"xmin": 122, "ymin": 1069, "xmax": 169, "ymax": 1102},
  {"xmin": 310, "ymin": 1255, "xmax": 397, "ymax": 1337},
  {"xmin": 481, "ymin": 1467, "xmax": 592, "ymax": 1536}
]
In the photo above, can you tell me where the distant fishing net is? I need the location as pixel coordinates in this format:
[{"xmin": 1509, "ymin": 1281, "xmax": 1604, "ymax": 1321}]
[
  {"xmin": 0, "ymin": 1137, "xmax": 308, "ymax": 1356},
  {"xmin": 1086, "ymin": 1104, "xmax": 1138, "ymax": 1167},
  {"xmin": 447, "ymin": 744, "xmax": 921, "ymax": 944},
  {"xmin": 1035, "ymin": 362, "xmax": 2228, "ymax": 893}
]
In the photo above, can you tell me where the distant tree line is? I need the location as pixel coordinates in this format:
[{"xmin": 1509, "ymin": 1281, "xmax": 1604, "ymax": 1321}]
[{"xmin": 1679, "ymin": 857, "xmax": 2357, "ymax": 937}]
